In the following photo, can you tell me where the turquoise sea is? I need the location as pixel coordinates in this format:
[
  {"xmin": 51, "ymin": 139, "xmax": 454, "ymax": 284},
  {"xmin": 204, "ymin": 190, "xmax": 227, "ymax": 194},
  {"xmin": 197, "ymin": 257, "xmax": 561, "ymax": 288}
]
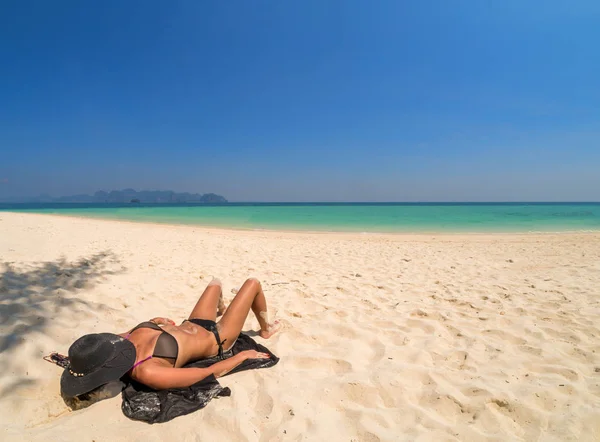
[{"xmin": 1, "ymin": 203, "xmax": 599, "ymax": 233}]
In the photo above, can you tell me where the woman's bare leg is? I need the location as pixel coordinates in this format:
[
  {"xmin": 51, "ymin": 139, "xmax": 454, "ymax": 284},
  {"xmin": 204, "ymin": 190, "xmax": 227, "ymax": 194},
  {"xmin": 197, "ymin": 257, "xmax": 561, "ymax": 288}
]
[
  {"xmin": 217, "ymin": 278, "xmax": 280, "ymax": 348},
  {"xmin": 189, "ymin": 278, "xmax": 227, "ymax": 321}
]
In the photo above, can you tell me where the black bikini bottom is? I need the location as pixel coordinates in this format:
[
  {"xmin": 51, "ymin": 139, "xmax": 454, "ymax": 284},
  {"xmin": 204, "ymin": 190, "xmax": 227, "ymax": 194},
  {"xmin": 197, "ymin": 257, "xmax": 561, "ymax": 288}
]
[{"xmin": 187, "ymin": 319, "xmax": 226, "ymax": 359}]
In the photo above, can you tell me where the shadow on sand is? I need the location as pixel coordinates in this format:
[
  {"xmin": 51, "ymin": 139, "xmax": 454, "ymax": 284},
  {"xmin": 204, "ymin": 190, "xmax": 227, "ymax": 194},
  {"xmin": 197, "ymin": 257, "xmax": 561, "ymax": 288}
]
[
  {"xmin": 0, "ymin": 251, "xmax": 123, "ymax": 354},
  {"xmin": 0, "ymin": 251, "xmax": 125, "ymax": 400}
]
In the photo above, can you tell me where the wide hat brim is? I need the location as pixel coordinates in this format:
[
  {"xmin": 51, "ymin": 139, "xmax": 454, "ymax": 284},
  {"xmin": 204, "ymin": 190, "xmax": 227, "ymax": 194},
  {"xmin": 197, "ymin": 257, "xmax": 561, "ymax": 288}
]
[{"xmin": 60, "ymin": 333, "xmax": 136, "ymax": 397}]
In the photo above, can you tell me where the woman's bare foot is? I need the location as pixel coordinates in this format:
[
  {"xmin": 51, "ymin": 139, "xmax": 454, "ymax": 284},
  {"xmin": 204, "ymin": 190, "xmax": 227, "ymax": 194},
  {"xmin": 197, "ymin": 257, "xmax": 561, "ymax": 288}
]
[{"xmin": 259, "ymin": 320, "xmax": 282, "ymax": 339}]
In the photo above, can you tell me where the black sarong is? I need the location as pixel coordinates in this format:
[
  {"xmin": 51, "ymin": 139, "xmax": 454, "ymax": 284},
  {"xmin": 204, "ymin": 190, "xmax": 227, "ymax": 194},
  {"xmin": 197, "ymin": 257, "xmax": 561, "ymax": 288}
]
[{"xmin": 121, "ymin": 333, "xmax": 279, "ymax": 424}]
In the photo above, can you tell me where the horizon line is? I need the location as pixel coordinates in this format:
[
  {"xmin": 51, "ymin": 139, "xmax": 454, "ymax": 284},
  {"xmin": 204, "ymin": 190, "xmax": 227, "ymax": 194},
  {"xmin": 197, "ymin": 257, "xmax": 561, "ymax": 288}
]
[{"xmin": 2, "ymin": 200, "xmax": 600, "ymax": 205}]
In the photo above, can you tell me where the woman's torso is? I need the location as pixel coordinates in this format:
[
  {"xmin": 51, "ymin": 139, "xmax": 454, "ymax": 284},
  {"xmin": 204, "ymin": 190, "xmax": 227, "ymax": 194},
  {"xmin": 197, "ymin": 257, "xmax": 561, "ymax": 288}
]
[{"xmin": 126, "ymin": 321, "xmax": 220, "ymax": 368}]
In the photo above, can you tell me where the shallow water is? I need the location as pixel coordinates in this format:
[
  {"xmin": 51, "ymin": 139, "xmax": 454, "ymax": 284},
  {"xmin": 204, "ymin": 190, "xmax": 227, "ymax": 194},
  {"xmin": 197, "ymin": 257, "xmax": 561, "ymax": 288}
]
[{"xmin": 2, "ymin": 202, "xmax": 600, "ymax": 233}]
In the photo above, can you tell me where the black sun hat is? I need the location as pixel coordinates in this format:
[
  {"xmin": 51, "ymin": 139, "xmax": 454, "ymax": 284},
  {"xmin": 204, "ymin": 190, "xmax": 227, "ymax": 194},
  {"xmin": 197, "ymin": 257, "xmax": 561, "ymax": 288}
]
[{"xmin": 60, "ymin": 333, "xmax": 136, "ymax": 397}]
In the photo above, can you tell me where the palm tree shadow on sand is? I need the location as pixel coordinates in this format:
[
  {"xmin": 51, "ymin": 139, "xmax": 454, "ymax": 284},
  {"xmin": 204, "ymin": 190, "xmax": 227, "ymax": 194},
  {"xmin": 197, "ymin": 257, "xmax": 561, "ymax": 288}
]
[{"xmin": 0, "ymin": 251, "xmax": 124, "ymax": 399}]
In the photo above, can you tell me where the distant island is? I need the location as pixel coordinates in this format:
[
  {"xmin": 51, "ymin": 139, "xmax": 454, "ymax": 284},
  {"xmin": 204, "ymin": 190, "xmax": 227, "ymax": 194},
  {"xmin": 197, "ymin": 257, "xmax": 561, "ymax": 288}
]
[{"xmin": 1, "ymin": 189, "xmax": 228, "ymax": 204}]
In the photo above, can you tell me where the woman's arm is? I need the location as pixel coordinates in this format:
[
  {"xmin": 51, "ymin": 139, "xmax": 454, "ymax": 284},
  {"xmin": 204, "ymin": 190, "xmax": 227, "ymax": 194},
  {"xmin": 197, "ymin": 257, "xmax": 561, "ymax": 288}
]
[{"xmin": 135, "ymin": 350, "xmax": 270, "ymax": 390}]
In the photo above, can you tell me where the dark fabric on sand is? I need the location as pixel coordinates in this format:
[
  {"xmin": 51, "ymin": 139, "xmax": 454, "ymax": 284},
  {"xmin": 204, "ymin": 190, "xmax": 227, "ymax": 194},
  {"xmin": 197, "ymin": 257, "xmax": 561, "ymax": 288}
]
[{"xmin": 121, "ymin": 333, "xmax": 279, "ymax": 423}]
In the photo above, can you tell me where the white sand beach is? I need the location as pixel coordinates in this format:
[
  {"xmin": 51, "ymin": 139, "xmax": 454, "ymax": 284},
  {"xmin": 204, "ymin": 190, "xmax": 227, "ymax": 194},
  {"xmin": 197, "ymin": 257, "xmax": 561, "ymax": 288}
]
[{"xmin": 1, "ymin": 212, "xmax": 599, "ymax": 441}]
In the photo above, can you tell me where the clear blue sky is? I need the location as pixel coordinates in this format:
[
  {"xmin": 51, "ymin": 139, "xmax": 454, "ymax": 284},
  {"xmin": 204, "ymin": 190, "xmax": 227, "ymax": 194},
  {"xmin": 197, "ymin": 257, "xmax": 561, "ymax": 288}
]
[{"xmin": 1, "ymin": 1, "xmax": 599, "ymax": 202}]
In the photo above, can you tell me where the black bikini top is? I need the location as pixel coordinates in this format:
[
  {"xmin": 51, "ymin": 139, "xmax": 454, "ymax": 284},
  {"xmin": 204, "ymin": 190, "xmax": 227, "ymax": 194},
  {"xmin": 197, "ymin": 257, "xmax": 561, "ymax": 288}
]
[{"xmin": 128, "ymin": 321, "xmax": 179, "ymax": 360}]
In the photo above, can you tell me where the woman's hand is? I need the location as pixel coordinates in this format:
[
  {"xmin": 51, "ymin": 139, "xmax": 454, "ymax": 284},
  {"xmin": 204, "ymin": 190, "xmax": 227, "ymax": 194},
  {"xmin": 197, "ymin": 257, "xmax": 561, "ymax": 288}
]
[
  {"xmin": 150, "ymin": 317, "xmax": 176, "ymax": 326},
  {"xmin": 240, "ymin": 350, "xmax": 271, "ymax": 360}
]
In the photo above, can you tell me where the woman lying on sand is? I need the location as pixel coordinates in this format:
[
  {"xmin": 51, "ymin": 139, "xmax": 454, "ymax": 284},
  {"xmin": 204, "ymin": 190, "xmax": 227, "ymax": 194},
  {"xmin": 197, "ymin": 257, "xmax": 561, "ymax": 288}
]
[{"xmin": 61, "ymin": 278, "xmax": 281, "ymax": 397}]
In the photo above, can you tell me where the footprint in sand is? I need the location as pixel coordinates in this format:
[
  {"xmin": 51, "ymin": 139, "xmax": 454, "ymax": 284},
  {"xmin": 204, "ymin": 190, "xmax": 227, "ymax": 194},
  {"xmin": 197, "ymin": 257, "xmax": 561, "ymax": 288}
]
[
  {"xmin": 336, "ymin": 382, "xmax": 385, "ymax": 408},
  {"xmin": 344, "ymin": 409, "xmax": 385, "ymax": 442},
  {"xmin": 485, "ymin": 398, "xmax": 544, "ymax": 438},
  {"xmin": 334, "ymin": 310, "xmax": 349, "ymax": 318},
  {"xmin": 252, "ymin": 372, "xmax": 274, "ymax": 416},
  {"xmin": 528, "ymin": 390, "xmax": 561, "ymax": 412},
  {"xmin": 372, "ymin": 320, "xmax": 398, "ymax": 330},
  {"xmin": 461, "ymin": 385, "xmax": 493, "ymax": 399},
  {"xmin": 539, "ymin": 326, "xmax": 582, "ymax": 343},
  {"xmin": 482, "ymin": 329, "xmax": 528, "ymax": 346},
  {"xmin": 518, "ymin": 345, "xmax": 544, "ymax": 357},
  {"xmin": 388, "ymin": 332, "xmax": 410, "ymax": 347},
  {"xmin": 405, "ymin": 318, "xmax": 436, "ymax": 335},
  {"xmin": 328, "ymin": 323, "xmax": 358, "ymax": 339},
  {"xmin": 527, "ymin": 364, "xmax": 580, "ymax": 382},
  {"xmin": 290, "ymin": 356, "xmax": 352, "ymax": 375},
  {"xmin": 419, "ymin": 392, "xmax": 472, "ymax": 425},
  {"xmin": 444, "ymin": 350, "xmax": 472, "ymax": 370},
  {"xmin": 368, "ymin": 338, "xmax": 386, "ymax": 364}
]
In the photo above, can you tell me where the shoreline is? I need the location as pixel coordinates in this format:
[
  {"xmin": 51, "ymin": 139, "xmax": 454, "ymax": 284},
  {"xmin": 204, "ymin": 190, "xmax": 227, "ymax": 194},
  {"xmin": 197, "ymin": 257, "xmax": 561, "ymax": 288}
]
[{"xmin": 2, "ymin": 210, "xmax": 600, "ymax": 237}]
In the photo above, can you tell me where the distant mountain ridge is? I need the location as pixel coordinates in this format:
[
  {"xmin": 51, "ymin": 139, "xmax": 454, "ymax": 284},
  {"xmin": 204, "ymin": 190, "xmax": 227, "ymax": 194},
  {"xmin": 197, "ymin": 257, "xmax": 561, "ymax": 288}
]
[{"xmin": 1, "ymin": 189, "xmax": 227, "ymax": 204}]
